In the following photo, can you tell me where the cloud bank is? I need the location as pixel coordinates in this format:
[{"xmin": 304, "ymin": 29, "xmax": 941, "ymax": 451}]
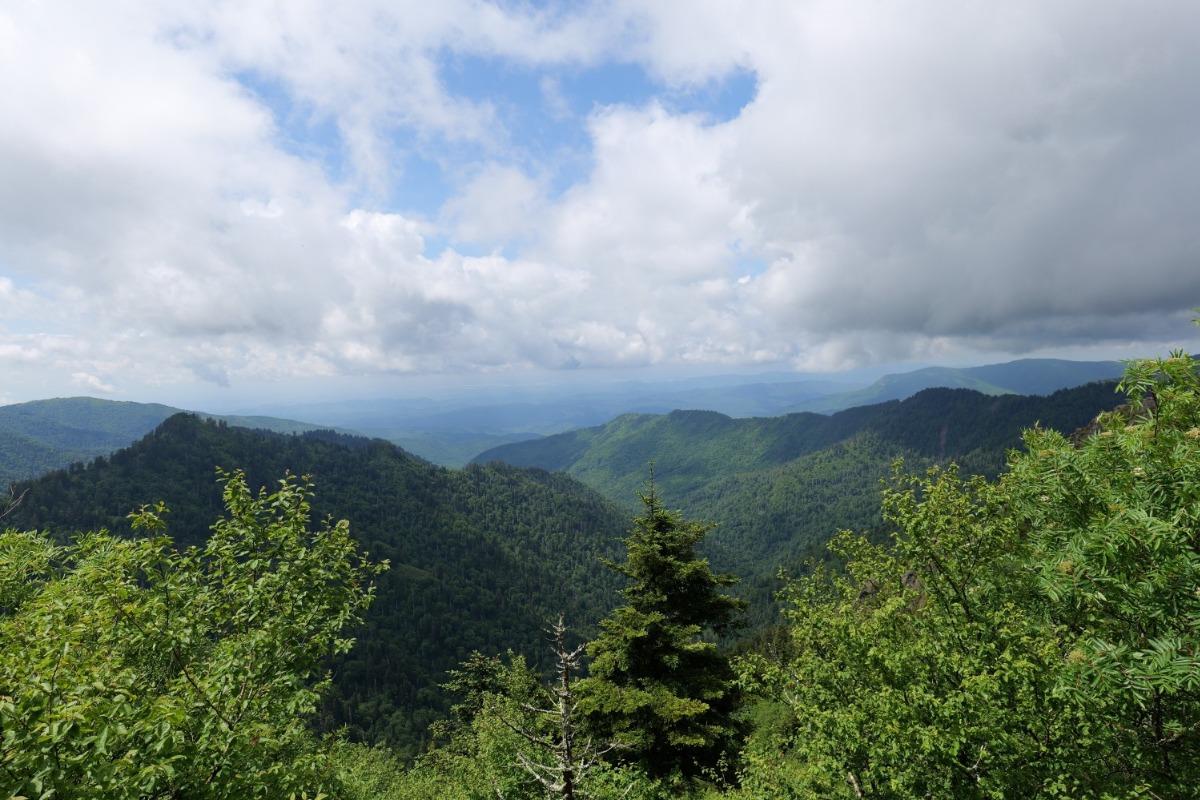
[{"xmin": 2, "ymin": 1, "xmax": 1199, "ymax": 397}]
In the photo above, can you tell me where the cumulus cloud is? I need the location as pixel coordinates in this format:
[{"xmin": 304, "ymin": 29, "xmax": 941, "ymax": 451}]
[
  {"xmin": 72, "ymin": 372, "xmax": 117, "ymax": 394},
  {"xmin": 1, "ymin": 0, "xmax": 1199, "ymax": 399},
  {"xmin": 188, "ymin": 361, "xmax": 232, "ymax": 387},
  {"xmin": 441, "ymin": 165, "xmax": 547, "ymax": 245},
  {"xmin": 732, "ymin": 3, "xmax": 1200, "ymax": 348}
]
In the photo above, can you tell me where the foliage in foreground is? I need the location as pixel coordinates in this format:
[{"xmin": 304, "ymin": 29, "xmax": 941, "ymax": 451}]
[
  {"xmin": 738, "ymin": 350, "xmax": 1200, "ymax": 798},
  {"xmin": 332, "ymin": 649, "xmax": 664, "ymax": 800},
  {"xmin": 331, "ymin": 484, "xmax": 748, "ymax": 799},
  {"xmin": 0, "ymin": 470, "xmax": 382, "ymax": 799},
  {"xmin": 364, "ymin": 349, "xmax": 1199, "ymax": 798}
]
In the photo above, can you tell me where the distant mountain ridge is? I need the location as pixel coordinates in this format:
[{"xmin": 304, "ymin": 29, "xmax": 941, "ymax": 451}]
[
  {"xmin": 789, "ymin": 358, "xmax": 1124, "ymax": 413},
  {"xmin": 475, "ymin": 381, "xmax": 1128, "ymax": 620},
  {"xmin": 473, "ymin": 380, "xmax": 1127, "ymax": 497},
  {"xmin": 229, "ymin": 357, "xmax": 1122, "ymax": 465},
  {"xmin": 0, "ymin": 358, "xmax": 1127, "ymax": 482},
  {"xmin": 0, "ymin": 397, "xmax": 338, "ymax": 487},
  {"xmin": 247, "ymin": 377, "xmax": 852, "ymax": 465}
]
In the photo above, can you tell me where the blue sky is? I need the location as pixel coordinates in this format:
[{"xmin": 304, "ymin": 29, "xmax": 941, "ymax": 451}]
[
  {"xmin": 1, "ymin": 1, "xmax": 1198, "ymax": 406},
  {"xmin": 237, "ymin": 54, "xmax": 758, "ymax": 224}
]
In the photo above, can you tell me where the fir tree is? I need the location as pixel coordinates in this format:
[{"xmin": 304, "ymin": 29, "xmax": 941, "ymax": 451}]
[{"xmin": 580, "ymin": 478, "xmax": 746, "ymax": 783}]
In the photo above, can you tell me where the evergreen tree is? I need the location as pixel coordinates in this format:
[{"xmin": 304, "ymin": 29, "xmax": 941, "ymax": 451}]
[{"xmin": 580, "ymin": 479, "xmax": 746, "ymax": 783}]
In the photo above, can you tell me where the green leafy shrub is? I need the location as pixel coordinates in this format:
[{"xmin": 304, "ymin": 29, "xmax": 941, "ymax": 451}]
[
  {"xmin": 0, "ymin": 470, "xmax": 383, "ymax": 799},
  {"xmin": 741, "ymin": 349, "xmax": 1200, "ymax": 798}
]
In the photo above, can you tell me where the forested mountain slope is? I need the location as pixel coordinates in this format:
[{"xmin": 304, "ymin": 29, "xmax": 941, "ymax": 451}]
[
  {"xmin": 0, "ymin": 397, "xmax": 337, "ymax": 487},
  {"xmin": 476, "ymin": 382, "xmax": 1128, "ymax": 614},
  {"xmin": 0, "ymin": 398, "xmax": 178, "ymax": 486},
  {"xmin": 3, "ymin": 383, "xmax": 1131, "ymax": 753},
  {"xmin": 6, "ymin": 415, "xmax": 628, "ymax": 757},
  {"xmin": 476, "ymin": 381, "xmax": 1124, "ymax": 500}
]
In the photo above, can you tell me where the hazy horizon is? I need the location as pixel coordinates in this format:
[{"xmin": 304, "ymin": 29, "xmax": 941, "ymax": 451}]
[{"xmin": 0, "ymin": 350, "xmax": 1152, "ymax": 415}]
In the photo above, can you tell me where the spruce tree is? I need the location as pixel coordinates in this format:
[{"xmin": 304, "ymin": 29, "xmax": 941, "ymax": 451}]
[{"xmin": 579, "ymin": 479, "xmax": 745, "ymax": 783}]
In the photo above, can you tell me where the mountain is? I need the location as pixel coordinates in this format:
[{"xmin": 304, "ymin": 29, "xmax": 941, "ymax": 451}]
[
  {"xmin": 474, "ymin": 380, "xmax": 1126, "ymax": 501},
  {"xmin": 4, "ymin": 414, "xmax": 628, "ymax": 758},
  {"xmin": 367, "ymin": 379, "xmax": 854, "ymax": 435},
  {"xmin": 790, "ymin": 358, "xmax": 1124, "ymax": 413},
  {"xmin": 242, "ymin": 376, "xmax": 855, "ymax": 466},
  {"xmin": 475, "ymin": 381, "xmax": 1128, "ymax": 617},
  {"xmin": 0, "ymin": 397, "xmax": 337, "ymax": 487},
  {"xmin": 0, "ymin": 378, "xmax": 1134, "ymax": 762},
  {"xmin": 223, "ymin": 359, "xmax": 1120, "ymax": 467}
]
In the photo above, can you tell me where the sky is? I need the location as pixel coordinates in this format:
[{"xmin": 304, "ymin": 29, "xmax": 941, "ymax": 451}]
[{"xmin": 2, "ymin": 1, "xmax": 1200, "ymax": 408}]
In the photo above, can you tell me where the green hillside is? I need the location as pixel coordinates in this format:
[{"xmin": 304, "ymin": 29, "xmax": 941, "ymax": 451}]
[
  {"xmin": 476, "ymin": 381, "xmax": 1128, "ymax": 617},
  {"xmin": 0, "ymin": 398, "xmax": 177, "ymax": 487},
  {"xmin": 0, "ymin": 397, "xmax": 339, "ymax": 486},
  {"xmin": 7, "ymin": 356, "xmax": 1197, "ymax": 799},
  {"xmin": 476, "ymin": 381, "xmax": 1125, "ymax": 502},
  {"xmin": 6, "ymin": 415, "xmax": 628, "ymax": 758}
]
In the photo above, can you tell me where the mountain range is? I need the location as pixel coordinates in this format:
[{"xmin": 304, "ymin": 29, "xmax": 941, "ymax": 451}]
[
  {"xmin": 2, "ymin": 367, "xmax": 1130, "ymax": 754},
  {"xmin": 475, "ymin": 380, "xmax": 1128, "ymax": 618},
  {"xmin": 239, "ymin": 376, "xmax": 853, "ymax": 465},
  {"xmin": 787, "ymin": 357, "xmax": 1124, "ymax": 413},
  {"xmin": 219, "ymin": 357, "xmax": 1126, "ymax": 465},
  {"xmin": 0, "ymin": 358, "xmax": 1124, "ymax": 480}
]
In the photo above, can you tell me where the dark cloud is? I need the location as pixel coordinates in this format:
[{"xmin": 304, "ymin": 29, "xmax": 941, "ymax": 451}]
[{"xmin": 189, "ymin": 361, "xmax": 231, "ymax": 387}]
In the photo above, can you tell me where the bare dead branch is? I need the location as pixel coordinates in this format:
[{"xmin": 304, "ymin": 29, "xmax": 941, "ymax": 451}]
[
  {"xmin": 846, "ymin": 769, "xmax": 864, "ymax": 799},
  {"xmin": 497, "ymin": 613, "xmax": 626, "ymax": 800},
  {"xmin": 0, "ymin": 486, "xmax": 29, "ymax": 522}
]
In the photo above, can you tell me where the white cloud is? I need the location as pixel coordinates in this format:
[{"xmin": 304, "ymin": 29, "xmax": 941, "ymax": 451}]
[
  {"xmin": 441, "ymin": 165, "xmax": 547, "ymax": 245},
  {"xmin": 2, "ymin": 0, "xmax": 1199, "ymax": 402},
  {"xmin": 545, "ymin": 1, "xmax": 1200, "ymax": 365},
  {"xmin": 167, "ymin": 1, "xmax": 627, "ymax": 189},
  {"xmin": 539, "ymin": 76, "xmax": 572, "ymax": 120},
  {"xmin": 72, "ymin": 372, "xmax": 117, "ymax": 394},
  {"xmin": 541, "ymin": 103, "xmax": 748, "ymax": 281}
]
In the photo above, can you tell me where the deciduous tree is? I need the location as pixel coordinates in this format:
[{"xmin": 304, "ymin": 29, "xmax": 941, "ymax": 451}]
[{"xmin": 0, "ymin": 470, "xmax": 383, "ymax": 799}]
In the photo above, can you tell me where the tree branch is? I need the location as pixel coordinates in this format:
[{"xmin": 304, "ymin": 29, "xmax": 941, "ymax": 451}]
[{"xmin": 0, "ymin": 486, "xmax": 28, "ymax": 522}]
